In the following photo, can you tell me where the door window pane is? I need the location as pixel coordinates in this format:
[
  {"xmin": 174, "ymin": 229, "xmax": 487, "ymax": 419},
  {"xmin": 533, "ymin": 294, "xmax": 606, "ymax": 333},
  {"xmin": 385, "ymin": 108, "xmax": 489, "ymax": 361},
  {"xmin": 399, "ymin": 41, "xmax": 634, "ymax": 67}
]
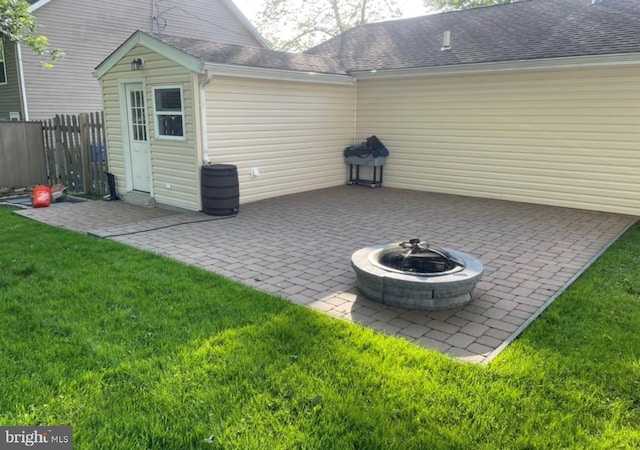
[{"xmin": 130, "ymin": 90, "xmax": 147, "ymax": 142}]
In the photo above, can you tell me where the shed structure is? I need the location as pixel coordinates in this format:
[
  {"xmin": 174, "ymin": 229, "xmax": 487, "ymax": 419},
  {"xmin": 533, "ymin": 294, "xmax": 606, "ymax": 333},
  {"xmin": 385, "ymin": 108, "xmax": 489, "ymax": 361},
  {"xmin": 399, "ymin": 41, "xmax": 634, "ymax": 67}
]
[{"xmin": 96, "ymin": 0, "xmax": 640, "ymax": 215}]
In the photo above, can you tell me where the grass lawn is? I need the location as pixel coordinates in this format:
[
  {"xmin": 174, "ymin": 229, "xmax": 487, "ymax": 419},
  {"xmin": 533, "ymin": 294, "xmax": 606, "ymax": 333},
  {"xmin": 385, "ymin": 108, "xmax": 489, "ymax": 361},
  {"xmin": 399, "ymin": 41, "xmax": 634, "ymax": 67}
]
[{"xmin": 1, "ymin": 206, "xmax": 639, "ymax": 449}]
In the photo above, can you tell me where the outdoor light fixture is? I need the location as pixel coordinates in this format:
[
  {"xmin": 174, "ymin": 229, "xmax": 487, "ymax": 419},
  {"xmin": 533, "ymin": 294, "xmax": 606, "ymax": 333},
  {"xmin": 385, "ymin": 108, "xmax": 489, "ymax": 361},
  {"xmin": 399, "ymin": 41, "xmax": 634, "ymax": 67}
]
[{"xmin": 130, "ymin": 57, "xmax": 144, "ymax": 71}]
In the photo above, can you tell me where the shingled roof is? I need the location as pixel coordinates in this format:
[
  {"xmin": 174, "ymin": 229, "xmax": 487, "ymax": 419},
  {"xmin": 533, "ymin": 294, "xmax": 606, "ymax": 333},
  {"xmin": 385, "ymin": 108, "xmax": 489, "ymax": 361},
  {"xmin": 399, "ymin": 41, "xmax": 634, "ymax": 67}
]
[
  {"xmin": 154, "ymin": 35, "xmax": 346, "ymax": 75},
  {"xmin": 305, "ymin": 0, "xmax": 640, "ymax": 72}
]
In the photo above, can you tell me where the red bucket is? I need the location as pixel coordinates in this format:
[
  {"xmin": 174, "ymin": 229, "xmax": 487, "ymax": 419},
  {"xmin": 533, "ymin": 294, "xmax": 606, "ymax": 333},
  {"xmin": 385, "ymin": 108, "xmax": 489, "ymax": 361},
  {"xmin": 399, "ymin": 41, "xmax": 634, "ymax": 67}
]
[{"xmin": 33, "ymin": 185, "xmax": 52, "ymax": 208}]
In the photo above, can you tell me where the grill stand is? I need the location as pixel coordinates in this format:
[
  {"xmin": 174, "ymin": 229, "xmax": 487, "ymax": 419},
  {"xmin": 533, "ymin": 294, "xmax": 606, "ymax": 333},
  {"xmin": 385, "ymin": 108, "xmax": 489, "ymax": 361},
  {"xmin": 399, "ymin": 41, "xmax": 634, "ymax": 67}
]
[{"xmin": 346, "ymin": 156, "xmax": 386, "ymax": 188}]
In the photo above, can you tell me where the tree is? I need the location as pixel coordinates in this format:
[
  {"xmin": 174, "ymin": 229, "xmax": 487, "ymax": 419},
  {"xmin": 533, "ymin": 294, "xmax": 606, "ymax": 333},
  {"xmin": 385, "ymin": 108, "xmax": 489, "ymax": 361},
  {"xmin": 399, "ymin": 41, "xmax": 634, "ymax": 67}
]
[
  {"xmin": 255, "ymin": 0, "xmax": 402, "ymax": 52},
  {"xmin": 427, "ymin": 0, "xmax": 519, "ymax": 12},
  {"xmin": 0, "ymin": 0, "xmax": 62, "ymax": 67}
]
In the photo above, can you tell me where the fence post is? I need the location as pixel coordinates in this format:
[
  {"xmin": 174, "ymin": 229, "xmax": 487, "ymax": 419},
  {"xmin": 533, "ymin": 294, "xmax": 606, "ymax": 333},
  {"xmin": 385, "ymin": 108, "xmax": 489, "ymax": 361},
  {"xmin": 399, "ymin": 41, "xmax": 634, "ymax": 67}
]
[
  {"xmin": 53, "ymin": 115, "xmax": 68, "ymax": 187},
  {"xmin": 79, "ymin": 113, "xmax": 91, "ymax": 194},
  {"xmin": 42, "ymin": 119, "xmax": 55, "ymax": 185}
]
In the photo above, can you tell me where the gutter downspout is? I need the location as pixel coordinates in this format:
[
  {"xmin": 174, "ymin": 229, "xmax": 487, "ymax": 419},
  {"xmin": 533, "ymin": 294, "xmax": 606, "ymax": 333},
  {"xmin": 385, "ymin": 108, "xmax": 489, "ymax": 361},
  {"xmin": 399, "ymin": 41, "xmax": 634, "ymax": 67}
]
[
  {"xmin": 199, "ymin": 70, "xmax": 213, "ymax": 164},
  {"xmin": 353, "ymin": 79, "xmax": 358, "ymax": 144},
  {"xmin": 16, "ymin": 43, "xmax": 29, "ymax": 121}
]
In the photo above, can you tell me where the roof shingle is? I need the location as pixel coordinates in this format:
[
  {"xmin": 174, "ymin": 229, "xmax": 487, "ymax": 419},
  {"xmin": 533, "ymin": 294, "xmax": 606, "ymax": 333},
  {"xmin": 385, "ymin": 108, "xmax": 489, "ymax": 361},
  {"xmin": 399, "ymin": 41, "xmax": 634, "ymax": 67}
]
[
  {"xmin": 305, "ymin": 0, "xmax": 640, "ymax": 72},
  {"xmin": 154, "ymin": 34, "xmax": 346, "ymax": 75}
]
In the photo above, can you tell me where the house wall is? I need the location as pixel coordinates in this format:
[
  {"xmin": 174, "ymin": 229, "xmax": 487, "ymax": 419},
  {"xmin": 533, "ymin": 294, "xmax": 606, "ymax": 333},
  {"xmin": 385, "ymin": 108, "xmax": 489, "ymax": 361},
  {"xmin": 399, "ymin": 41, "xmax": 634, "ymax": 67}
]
[
  {"xmin": 101, "ymin": 45, "xmax": 200, "ymax": 210},
  {"xmin": 355, "ymin": 66, "xmax": 640, "ymax": 215},
  {"xmin": 157, "ymin": 0, "xmax": 261, "ymax": 44},
  {"xmin": 0, "ymin": 38, "xmax": 23, "ymax": 120},
  {"xmin": 204, "ymin": 76, "xmax": 355, "ymax": 204},
  {"xmin": 22, "ymin": 0, "xmax": 264, "ymax": 119}
]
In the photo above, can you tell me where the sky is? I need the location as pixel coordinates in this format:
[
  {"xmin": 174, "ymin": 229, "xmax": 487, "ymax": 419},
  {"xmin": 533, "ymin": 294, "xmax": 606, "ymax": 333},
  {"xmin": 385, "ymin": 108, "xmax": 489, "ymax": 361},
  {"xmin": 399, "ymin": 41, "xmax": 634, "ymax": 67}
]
[{"xmin": 233, "ymin": 0, "xmax": 430, "ymax": 21}]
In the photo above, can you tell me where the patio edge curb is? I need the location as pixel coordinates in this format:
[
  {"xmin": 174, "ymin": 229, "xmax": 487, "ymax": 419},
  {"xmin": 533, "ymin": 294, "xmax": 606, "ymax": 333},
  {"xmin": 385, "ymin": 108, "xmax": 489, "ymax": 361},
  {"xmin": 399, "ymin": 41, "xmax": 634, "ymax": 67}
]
[{"xmin": 481, "ymin": 216, "xmax": 640, "ymax": 365}]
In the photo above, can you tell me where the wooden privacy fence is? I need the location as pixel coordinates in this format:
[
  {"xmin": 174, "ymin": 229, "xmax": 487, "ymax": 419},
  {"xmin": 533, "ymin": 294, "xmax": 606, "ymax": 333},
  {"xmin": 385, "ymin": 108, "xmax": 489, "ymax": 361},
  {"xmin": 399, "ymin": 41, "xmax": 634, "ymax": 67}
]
[
  {"xmin": 0, "ymin": 121, "xmax": 48, "ymax": 188},
  {"xmin": 42, "ymin": 112, "xmax": 108, "ymax": 196}
]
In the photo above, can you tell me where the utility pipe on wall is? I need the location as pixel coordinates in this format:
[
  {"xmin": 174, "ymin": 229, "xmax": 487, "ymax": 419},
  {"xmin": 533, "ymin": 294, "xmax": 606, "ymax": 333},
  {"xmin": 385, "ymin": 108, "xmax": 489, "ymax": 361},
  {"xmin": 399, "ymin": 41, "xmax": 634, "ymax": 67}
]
[
  {"xmin": 16, "ymin": 43, "xmax": 30, "ymax": 121},
  {"xmin": 199, "ymin": 70, "xmax": 214, "ymax": 164}
]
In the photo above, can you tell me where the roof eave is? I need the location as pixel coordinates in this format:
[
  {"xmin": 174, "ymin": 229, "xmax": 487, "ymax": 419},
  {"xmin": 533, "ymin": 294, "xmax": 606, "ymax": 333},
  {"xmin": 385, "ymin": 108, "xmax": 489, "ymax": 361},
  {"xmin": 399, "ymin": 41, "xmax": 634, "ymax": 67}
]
[
  {"xmin": 94, "ymin": 31, "xmax": 204, "ymax": 79},
  {"xmin": 350, "ymin": 53, "xmax": 640, "ymax": 80},
  {"xmin": 203, "ymin": 62, "xmax": 354, "ymax": 85},
  {"xmin": 28, "ymin": 0, "xmax": 52, "ymax": 12}
]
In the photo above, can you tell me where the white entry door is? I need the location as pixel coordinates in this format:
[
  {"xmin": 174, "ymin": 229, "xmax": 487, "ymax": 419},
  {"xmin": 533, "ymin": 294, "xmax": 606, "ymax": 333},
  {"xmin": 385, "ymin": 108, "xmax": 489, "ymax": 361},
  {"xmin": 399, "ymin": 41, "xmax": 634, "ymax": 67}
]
[{"xmin": 125, "ymin": 83, "xmax": 151, "ymax": 192}]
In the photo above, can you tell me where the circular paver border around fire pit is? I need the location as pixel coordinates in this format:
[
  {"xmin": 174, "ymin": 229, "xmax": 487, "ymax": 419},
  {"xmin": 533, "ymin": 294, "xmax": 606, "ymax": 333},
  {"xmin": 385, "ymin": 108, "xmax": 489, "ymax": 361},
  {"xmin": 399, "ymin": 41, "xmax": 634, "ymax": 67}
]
[{"xmin": 351, "ymin": 244, "xmax": 484, "ymax": 310}]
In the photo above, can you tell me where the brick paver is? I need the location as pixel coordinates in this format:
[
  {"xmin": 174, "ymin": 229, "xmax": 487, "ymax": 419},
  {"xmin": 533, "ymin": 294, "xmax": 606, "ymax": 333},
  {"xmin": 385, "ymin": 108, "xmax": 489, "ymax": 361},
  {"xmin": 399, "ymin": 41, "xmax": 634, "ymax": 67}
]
[
  {"xmin": 16, "ymin": 200, "xmax": 177, "ymax": 233},
  {"xmin": 15, "ymin": 186, "xmax": 636, "ymax": 363}
]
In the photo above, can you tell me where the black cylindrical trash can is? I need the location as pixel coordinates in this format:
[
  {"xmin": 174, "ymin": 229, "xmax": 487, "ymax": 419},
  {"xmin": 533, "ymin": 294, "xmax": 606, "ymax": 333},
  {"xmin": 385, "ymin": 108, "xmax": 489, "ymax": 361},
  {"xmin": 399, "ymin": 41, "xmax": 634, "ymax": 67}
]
[
  {"xmin": 103, "ymin": 172, "xmax": 119, "ymax": 201},
  {"xmin": 201, "ymin": 164, "xmax": 239, "ymax": 216}
]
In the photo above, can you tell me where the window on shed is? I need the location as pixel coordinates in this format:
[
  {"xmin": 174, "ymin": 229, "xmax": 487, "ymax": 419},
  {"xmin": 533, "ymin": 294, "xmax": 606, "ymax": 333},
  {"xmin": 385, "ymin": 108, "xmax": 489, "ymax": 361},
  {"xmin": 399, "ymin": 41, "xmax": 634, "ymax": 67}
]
[
  {"xmin": 0, "ymin": 39, "xmax": 7, "ymax": 84},
  {"xmin": 153, "ymin": 86, "xmax": 184, "ymax": 138}
]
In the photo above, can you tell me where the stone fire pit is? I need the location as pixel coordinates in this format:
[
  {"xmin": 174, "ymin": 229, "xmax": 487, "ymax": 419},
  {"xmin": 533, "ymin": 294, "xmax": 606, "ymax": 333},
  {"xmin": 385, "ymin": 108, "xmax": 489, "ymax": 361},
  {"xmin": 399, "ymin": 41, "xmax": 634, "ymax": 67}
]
[{"xmin": 351, "ymin": 239, "xmax": 484, "ymax": 310}]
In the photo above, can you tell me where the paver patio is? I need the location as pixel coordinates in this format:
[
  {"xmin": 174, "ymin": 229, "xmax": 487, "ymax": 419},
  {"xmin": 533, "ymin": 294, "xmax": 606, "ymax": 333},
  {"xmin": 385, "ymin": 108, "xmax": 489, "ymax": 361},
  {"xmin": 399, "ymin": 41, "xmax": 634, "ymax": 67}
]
[{"xmin": 15, "ymin": 187, "xmax": 637, "ymax": 363}]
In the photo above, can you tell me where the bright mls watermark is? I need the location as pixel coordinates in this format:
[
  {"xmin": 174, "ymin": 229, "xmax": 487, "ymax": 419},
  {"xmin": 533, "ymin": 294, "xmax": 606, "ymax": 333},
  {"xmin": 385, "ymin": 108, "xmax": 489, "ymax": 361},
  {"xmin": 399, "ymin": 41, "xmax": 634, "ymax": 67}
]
[{"xmin": 0, "ymin": 427, "xmax": 72, "ymax": 449}]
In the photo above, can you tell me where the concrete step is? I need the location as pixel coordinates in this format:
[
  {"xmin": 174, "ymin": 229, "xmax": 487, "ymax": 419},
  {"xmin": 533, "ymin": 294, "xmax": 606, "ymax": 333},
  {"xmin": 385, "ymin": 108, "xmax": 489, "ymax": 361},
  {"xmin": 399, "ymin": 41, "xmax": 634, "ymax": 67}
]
[{"xmin": 122, "ymin": 191, "xmax": 155, "ymax": 208}]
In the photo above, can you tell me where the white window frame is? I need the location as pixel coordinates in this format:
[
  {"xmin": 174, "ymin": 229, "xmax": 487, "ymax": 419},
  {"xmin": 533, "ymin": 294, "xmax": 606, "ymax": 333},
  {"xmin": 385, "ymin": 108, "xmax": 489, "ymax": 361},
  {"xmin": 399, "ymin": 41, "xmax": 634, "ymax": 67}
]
[
  {"xmin": 152, "ymin": 85, "xmax": 185, "ymax": 140},
  {"xmin": 0, "ymin": 39, "xmax": 7, "ymax": 85}
]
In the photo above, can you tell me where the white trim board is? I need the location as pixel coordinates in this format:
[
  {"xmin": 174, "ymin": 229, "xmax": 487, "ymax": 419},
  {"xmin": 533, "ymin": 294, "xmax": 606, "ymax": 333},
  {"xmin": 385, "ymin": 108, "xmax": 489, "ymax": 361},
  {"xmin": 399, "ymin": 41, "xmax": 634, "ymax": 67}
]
[
  {"xmin": 94, "ymin": 31, "xmax": 204, "ymax": 79},
  {"xmin": 28, "ymin": 0, "xmax": 52, "ymax": 12},
  {"xmin": 350, "ymin": 53, "xmax": 640, "ymax": 80},
  {"xmin": 204, "ymin": 62, "xmax": 354, "ymax": 85}
]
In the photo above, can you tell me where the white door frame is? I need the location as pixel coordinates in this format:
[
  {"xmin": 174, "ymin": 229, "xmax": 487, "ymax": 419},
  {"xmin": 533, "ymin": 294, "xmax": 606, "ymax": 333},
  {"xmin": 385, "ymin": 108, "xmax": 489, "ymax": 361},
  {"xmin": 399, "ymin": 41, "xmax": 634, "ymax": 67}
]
[{"xmin": 118, "ymin": 79, "xmax": 153, "ymax": 195}]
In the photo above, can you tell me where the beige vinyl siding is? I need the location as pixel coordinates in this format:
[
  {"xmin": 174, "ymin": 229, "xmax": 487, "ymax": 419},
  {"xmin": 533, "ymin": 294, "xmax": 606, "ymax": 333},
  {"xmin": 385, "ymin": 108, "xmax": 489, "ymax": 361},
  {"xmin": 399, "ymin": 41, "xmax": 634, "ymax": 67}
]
[
  {"xmin": 100, "ymin": 75, "xmax": 124, "ymax": 197},
  {"xmin": 23, "ymin": 0, "xmax": 262, "ymax": 119},
  {"xmin": 101, "ymin": 45, "xmax": 199, "ymax": 210},
  {"xmin": 355, "ymin": 66, "xmax": 640, "ymax": 215},
  {"xmin": 205, "ymin": 76, "xmax": 355, "ymax": 204},
  {"xmin": 0, "ymin": 39, "xmax": 23, "ymax": 120}
]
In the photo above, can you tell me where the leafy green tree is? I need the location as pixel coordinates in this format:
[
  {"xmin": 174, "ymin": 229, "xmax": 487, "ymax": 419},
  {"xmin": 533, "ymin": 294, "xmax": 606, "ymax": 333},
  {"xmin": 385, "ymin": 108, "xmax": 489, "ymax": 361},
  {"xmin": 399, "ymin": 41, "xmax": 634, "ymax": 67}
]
[
  {"xmin": 427, "ymin": 0, "xmax": 518, "ymax": 12},
  {"xmin": 255, "ymin": 0, "xmax": 402, "ymax": 52},
  {"xmin": 0, "ymin": 0, "xmax": 62, "ymax": 67}
]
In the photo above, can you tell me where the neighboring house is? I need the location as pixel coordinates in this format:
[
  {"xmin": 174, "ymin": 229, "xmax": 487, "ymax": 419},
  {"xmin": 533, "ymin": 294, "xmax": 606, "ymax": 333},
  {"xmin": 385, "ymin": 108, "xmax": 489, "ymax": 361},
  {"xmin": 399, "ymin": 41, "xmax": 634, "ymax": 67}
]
[
  {"xmin": 0, "ymin": 0, "xmax": 268, "ymax": 120},
  {"xmin": 0, "ymin": 36, "xmax": 23, "ymax": 121},
  {"xmin": 95, "ymin": 0, "xmax": 640, "ymax": 215}
]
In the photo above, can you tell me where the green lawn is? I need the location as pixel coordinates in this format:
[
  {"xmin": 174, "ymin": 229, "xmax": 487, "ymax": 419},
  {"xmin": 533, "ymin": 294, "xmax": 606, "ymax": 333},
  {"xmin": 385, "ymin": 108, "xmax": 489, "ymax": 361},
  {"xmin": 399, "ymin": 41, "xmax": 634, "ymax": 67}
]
[{"xmin": 1, "ymin": 206, "xmax": 639, "ymax": 449}]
